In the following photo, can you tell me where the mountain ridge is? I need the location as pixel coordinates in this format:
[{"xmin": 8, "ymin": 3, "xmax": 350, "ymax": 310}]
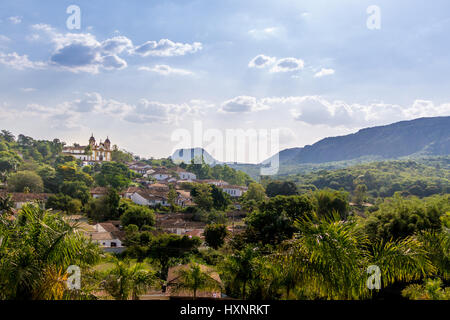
[{"xmin": 171, "ymin": 116, "xmax": 450, "ymax": 175}]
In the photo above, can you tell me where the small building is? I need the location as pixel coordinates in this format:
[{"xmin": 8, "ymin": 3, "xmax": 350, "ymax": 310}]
[
  {"xmin": 151, "ymin": 168, "xmax": 172, "ymax": 181},
  {"xmin": 175, "ymin": 168, "xmax": 197, "ymax": 181},
  {"xmin": 128, "ymin": 163, "xmax": 153, "ymax": 175},
  {"xmin": 130, "ymin": 190, "xmax": 169, "ymax": 207},
  {"xmin": 0, "ymin": 191, "xmax": 51, "ymax": 209},
  {"xmin": 89, "ymin": 187, "xmax": 109, "ymax": 199},
  {"xmin": 122, "ymin": 186, "xmax": 142, "ymax": 199},
  {"xmin": 86, "ymin": 222, "xmax": 125, "ymax": 253},
  {"xmin": 220, "ymin": 185, "xmax": 248, "ymax": 198}
]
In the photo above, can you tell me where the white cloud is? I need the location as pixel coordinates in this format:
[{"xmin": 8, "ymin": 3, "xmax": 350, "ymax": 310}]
[
  {"xmin": 133, "ymin": 39, "xmax": 202, "ymax": 57},
  {"xmin": 248, "ymin": 27, "xmax": 282, "ymax": 39},
  {"xmin": 21, "ymin": 88, "xmax": 36, "ymax": 92},
  {"xmin": 124, "ymin": 99, "xmax": 195, "ymax": 124},
  {"xmin": 8, "ymin": 16, "xmax": 22, "ymax": 24},
  {"xmin": 248, "ymin": 54, "xmax": 276, "ymax": 68},
  {"xmin": 249, "ymin": 55, "xmax": 305, "ymax": 73},
  {"xmin": 32, "ymin": 24, "xmax": 125, "ymax": 73},
  {"xmin": 220, "ymin": 96, "xmax": 270, "ymax": 113},
  {"xmin": 0, "ymin": 52, "xmax": 46, "ymax": 70},
  {"xmin": 139, "ymin": 64, "xmax": 193, "ymax": 75},
  {"xmin": 262, "ymin": 96, "xmax": 450, "ymax": 128},
  {"xmin": 101, "ymin": 36, "xmax": 133, "ymax": 54},
  {"xmin": 65, "ymin": 92, "xmax": 133, "ymax": 115},
  {"xmin": 270, "ymin": 57, "xmax": 304, "ymax": 73},
  {"xmin": 314, "ymin": 68, "xmax": 335, "ymax": 78},
  {"xmin": 101, "ymin": 55, "xmax": 127, "ymax": 70},
  {"xmin": 27, "ymin": 24, "xmax": 201, "ymax": 73}
]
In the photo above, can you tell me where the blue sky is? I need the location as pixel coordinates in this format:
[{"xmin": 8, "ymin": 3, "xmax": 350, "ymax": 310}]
[{"xmin": 0, "ymin": 0, "xmax": 449, "ymax": 162}]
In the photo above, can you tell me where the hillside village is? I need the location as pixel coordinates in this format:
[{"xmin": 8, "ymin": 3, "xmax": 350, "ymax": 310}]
[
  {"xmin": 0, "ymin": 134, "xmax": 250, "ymax": 256},
  {"xmin": 1, "ymin": 130, "xmax": 449, "ymax": 300}
]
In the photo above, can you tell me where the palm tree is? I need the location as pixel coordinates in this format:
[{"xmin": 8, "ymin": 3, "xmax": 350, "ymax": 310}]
[
  {"xmin": 275, "ymin": 213, "xmax": 434, "ymax": 299},
  {"xmin": 0, "ymin": 193, "xmax": 14, "ymax": 215},
  {"xmin": 102, "ymin": 257, "xmax": 158, "ymax": 300},
  {"xmin": 171, "ymin": 263, "xmax": 221, "ymax": 299},
  {"xmin": 220, "ymin": 246, "xmax": 257, "ymax": 299},
  {"xmin": 0, "ymin": 204, "xmax": 101, "ymax": 300}
]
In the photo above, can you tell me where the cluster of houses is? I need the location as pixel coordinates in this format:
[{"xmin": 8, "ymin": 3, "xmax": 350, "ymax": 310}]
[
  {"xmin": 127, "ymin": 162, "xmax": 248, "ymax": 198},
  {"xmin": 0, "ymin": 159, "xmax": 248, "ymax": 253}
]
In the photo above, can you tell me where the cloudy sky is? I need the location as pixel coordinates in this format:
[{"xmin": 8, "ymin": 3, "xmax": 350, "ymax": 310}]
[{"xmin": 0, "ymin": 0, "xmax": 449, "ymax": 163}]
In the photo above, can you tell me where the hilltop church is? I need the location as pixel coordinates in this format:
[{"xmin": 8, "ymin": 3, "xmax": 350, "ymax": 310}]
[{"xmin": 62, "ymin": 135, "xmax": 113, "ymax": 165}]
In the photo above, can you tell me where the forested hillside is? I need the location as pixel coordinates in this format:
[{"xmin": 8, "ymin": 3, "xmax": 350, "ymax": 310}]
[{"xmin": 275, "ymin": 157, "xmax": 450, "ymax": 198}]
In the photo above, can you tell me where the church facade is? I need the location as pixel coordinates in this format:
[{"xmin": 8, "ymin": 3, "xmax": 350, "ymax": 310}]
[{"xmin": 62, "ymin": 135, "xmax": 113, "ymax": 165}]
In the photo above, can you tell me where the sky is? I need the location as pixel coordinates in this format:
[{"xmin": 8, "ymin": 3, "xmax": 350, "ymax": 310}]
[{"xmin": 0, "ymin": 0, "xmax": 449, "ymax": 163}]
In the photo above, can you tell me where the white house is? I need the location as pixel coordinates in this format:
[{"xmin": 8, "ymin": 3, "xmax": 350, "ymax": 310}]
[
  {"xmin": 220, "ymin": 185, "xmax": 248, "ymax": 198},
  {"xmin": 129, "ymin": 163, "xmax": 153, "ymax": 175},
  {"xmin": 152, "ymin": 170, "xmax": 172, "ymax": 181},
  {"xmin": 130, "ymin": 190, "xmax": 169, "ymax": 207},
  {"xmin": 88, "ymin": 222, "xmax": 124, "ymax": 250},
  {"xmin": 122, "ymin": 186, "xmax": 142, "ymax": 199},
  {"xmin": 89, "ymin": 187, "xmax": 109, "ymax": 199},
  {"xmin": 176, "ymin": 168, "xmax": 197, "ymax": 181}
]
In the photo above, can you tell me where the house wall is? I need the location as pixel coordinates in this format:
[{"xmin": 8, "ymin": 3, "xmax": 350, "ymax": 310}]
[
  {"xmin": 222, "ymin": 188, "xmax": 244, "ymax": 197},
  {"xmin": 179, "ymin": 172, "xmax": 197, "ymax": 180},
  {"xmin": 153, "ymin": 174, "xmax": 170, "ymax": 181},
  {"xmin": 130, "ymin": 192, "xmax": 150, "ymax": 206}
]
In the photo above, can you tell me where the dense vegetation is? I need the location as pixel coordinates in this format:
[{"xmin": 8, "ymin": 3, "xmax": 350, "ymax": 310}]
[
  {"xmin": 0, "ymin": 129, "xmax": 449, "ymax": 301},
  {"xmin": 272, "ymin": 157, "xmax": 450, "ymax": 199}
]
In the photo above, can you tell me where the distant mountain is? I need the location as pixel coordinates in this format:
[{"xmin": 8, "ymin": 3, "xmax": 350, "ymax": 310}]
[
  {"xmin": 170, "ymin": 147, "xmax": 221, "ymax": 166},
  {"xmin": 170, "ymin": 117, "xmax": 450, "ymax": 176},
  {"xmin": 277, "ymin": 116, "xmax": 449, "ymax": 166}
]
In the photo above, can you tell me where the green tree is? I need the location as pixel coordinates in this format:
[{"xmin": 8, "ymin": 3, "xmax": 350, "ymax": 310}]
[
  {"xmin": 0, "ymin": 204, "xmax": 101, "ymax": 299},
  {"xmin": 277, "ymin": 214, "xmax": 434, "ymax": 299},
  {"xmin": 191, "ymin": 183, "xmax": 214, "ymax": 211},
  {"xmin": 95, "ymin": 162, "xmax": 132, "ymax": 189},
  {"xmin": 244, "ymin": 183, "xmax": 266, "ymax": 203},
  {"xmin": 265, "ymin": 181, "xmax": 297, "ymax": 197},
  {"xmin": 145, "ymin": 234, "xmax": 201, "ymax": 280},
  {"xmin": 204, "ymin": 224, "xmax": 228, "ymax": 249},
  {"xmin": 243, "ymin": 195, "xmax": 314, "ymax": 245},
  {"xmin": 364, "ymin": 194, "xmax": 444, "ymax": 241},
  {"xmin": 221, "ymin": 246, "xmax": 259, "ymax": 299},
  {"xmin": 7, "ymin": 170, "xmax": 44, "ymax": 193},
  {"xmin": 120, "ymin": 205, "xmax": 156, "ymax": 229},
  {"xmin": 210, "ymin": 185, "xmax": 231, "ymax": 210},
  {"xmin": 0, "ymin": 130, "xmax": 15, "ymax": 142},
  {"xmin": 313, "ymin": 189, "xmax": 350, "ymax": 220},
  {"xmin": 60, "ymin": 180, "xmax": 90, "ymax": 204},
  {"xmin": 0, "ymin": 193, "xmax": 14, "ymax": 214},
  {"xmin": 171, "ymin": 263, "xmax": 221, "ymax": 299},
  {"xmin": 353, "ymin": 184, "xmax": 368, "ymax": 205},
  {"xmin": 111, "ymin": 149, "xmax": 134, "ymax": 163},
  {"xmin": 87, "ymin": 188, "xmax": 121, "ymax": 222},
  {"xmin": 102, "ymin": 257, "xmax": 158, "ymax": 300},
  {"xmin": 402, "ymin": 278, "xmax": 449, "ymax": 300},
  {"xmin": 46, "ymin": 194, "xmax": 82, "ymax": 214},
  {"xmin": 167, "ymin": 185, "xmax": 178, "ymax": 212}
]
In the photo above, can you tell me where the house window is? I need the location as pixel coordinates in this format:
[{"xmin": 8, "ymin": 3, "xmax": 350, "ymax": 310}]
[{"xmin": 111, "ymin": 242, "xmax": 117, "ymax": 247}]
